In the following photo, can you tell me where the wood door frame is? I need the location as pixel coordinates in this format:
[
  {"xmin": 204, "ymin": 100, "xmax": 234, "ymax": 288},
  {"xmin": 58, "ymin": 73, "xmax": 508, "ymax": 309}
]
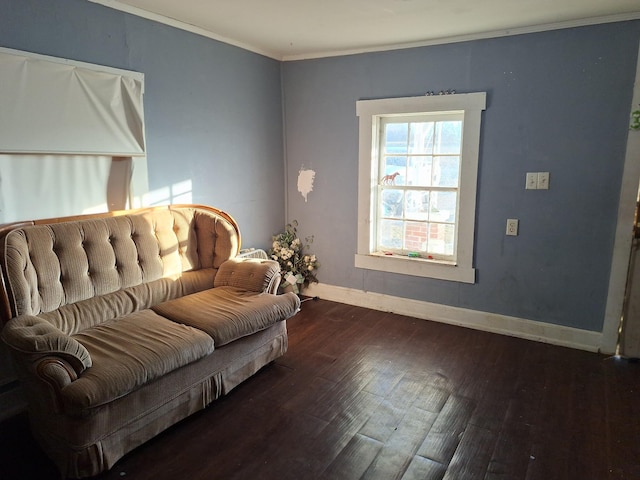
[{"xmin": 602, "ymin": 40, "xmax": 640, "ymax": 354}]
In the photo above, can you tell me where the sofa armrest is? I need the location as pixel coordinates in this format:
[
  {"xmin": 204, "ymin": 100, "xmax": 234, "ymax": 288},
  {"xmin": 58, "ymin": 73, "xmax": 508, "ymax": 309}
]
[
  {"xmin": 214, "ymin": 258, "xmax": 282, "ymax": 294},
  {"xmin": 1, "ymin": 315, "xmax": 92, "ymax": 376}
]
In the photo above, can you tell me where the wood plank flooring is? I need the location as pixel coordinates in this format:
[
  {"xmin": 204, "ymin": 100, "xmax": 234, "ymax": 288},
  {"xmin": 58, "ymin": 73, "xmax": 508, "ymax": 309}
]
[{"xmin": 1, "ymin": 298, "xmax": 639, "ymax": 479}]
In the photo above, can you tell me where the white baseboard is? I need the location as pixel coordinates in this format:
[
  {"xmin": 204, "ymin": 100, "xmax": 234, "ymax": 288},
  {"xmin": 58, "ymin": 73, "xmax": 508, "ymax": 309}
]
[{"xmin": 303, "ymin": 283, "xmax": 604, "ymax": 353}]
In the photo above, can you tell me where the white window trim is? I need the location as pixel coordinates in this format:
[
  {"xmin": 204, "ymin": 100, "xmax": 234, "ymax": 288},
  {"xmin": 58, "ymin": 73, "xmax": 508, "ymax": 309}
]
[{"xmin": 355, "ymin": 92, "xmax": 486, "ymax": 283}]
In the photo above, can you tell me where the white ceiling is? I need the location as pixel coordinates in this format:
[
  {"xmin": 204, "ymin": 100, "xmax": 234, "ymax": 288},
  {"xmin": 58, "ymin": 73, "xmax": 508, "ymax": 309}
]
[{"xmin": 91, "ymin": 0, "xmax": 640, "ymax": 60}]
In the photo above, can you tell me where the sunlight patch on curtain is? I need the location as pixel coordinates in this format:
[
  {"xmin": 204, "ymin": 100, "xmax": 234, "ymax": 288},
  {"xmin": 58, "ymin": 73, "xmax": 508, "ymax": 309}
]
[{"xmin": 0, "ymin": 155, "xmax": 149, "ymax": 223}]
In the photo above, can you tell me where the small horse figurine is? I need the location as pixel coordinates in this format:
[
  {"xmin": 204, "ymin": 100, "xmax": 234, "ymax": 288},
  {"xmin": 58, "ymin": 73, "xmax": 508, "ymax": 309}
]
[{"xmin": 381, "ymin": 172, "xmax": 400, "ymax": 185}]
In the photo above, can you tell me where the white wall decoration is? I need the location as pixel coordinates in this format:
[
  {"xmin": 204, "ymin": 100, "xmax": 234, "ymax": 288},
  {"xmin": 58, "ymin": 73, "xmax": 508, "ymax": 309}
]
[{"xmin": 0, "ymin": 48, "xmax": 148, "ymax": 222}]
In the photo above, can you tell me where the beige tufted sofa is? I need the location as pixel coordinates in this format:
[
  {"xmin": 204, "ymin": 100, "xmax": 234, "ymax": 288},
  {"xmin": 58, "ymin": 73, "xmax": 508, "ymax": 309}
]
[{"xmin": 0, "ymin": 205, "xmax": 300, "ymax": 478}]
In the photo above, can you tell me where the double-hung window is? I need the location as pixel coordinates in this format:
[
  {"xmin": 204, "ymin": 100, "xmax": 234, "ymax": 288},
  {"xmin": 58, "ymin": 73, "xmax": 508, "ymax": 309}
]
[{"xmin": 355, "ymin": 93, "xmax": 486, "ymax": 283}]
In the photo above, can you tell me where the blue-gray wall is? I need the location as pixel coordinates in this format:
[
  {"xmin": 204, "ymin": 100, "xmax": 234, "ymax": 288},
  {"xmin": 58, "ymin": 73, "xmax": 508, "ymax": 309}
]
[
  {"xmin": 0, "ymin": 0, "xmax": 285, "ymax": 247},
  {"xmin": 283, "ymin": 22, "xmax": 640, "ymax": 332},
  {"xmin": 2, "ymin": 0, "xmax": 639, "ymax": 333}
]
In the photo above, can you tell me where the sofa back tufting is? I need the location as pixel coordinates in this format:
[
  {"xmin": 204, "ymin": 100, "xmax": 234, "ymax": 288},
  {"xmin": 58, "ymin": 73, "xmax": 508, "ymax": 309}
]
[{"xmin": 0, "ymin": 205, "xmax": 240, "ymax": 334}]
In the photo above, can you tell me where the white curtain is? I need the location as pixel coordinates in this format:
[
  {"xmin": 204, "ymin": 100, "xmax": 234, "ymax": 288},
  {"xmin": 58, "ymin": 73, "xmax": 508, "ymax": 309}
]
[
  {"xmin": 0, "ymin": 155, "xmax": 149, "ymax": 223},
  {"xmin": 0, "ymin": 48, "xmax": 145, "ymax": 156},
  {"xmin": 0, "ymin": 48, "xmax": 148, "ymax": 222}
]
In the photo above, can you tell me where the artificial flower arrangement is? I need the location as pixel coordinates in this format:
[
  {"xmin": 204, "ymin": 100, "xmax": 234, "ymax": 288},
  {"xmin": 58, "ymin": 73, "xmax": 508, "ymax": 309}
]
[{"xmin": 269, "ymin": 220, "xmax": 319, "ymax": 294}]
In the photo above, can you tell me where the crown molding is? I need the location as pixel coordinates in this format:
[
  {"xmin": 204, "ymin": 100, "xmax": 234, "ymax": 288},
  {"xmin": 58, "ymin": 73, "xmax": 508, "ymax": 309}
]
[
  {"xmin": 87, "ymin": 0, "xmax": 282, "ymax": 60},
  {"xmin": 88, "ymin": 1, "xmax": 640, "ymax": 62},
  {"xmin": 283, "ymin": 12, "xmax": 640, "ymax": 61}
]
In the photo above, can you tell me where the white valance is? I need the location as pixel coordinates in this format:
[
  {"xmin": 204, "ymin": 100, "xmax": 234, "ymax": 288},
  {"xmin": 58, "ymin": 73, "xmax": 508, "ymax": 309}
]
[{"xmin": 0, "ymin": 48, "xmax": 145, "ymax": 156}]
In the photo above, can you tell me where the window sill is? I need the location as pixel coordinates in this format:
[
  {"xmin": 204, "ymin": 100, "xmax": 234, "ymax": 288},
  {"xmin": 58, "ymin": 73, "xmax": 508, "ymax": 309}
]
[{"xmin": 354, "ymin": 253, "xmax": 475, "ymax": 284}]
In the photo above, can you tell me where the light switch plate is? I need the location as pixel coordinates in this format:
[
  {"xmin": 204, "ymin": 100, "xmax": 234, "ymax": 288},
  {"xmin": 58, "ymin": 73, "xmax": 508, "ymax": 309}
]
[
  {"xmin": 537, "ymin": 172, "xmax": 550, "ymax": 189},
  {"xmin": 525, "ymin": 172, "xmax": 538, "ymax": 190}
]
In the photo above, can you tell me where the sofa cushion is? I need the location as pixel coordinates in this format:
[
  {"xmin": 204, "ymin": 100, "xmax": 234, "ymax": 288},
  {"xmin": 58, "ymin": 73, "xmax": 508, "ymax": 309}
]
[
  {"xmin": 37, "ymin": 269, "xmax": 217, "ymax": 335},
  {"xmin": 61, "ymin": 309, "xmax": 215, "ymax": 411},
  {"xmin": 151, "ymin": 287, "xmax": 300, "ymax": 346}
]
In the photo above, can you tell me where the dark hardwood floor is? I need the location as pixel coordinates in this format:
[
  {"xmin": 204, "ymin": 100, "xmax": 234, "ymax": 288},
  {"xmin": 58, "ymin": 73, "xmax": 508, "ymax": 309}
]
[{"xmin": 1, "ymin": 298, "xmax": 639, "ymax": 479}]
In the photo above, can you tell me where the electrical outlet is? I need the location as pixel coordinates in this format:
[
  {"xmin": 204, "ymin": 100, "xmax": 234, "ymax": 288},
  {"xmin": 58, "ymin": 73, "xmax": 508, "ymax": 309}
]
[
  {"xmin": 525, "ymin": 172, "xmax": 538, "ymax": 190},
  {"xmin": 506, "ymin": 218, "xmax": 519, "ymax": 236}
]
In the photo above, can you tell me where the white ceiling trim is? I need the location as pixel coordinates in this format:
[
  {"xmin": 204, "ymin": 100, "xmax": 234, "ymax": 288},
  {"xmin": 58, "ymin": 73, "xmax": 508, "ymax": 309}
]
[
  {"xmin": 285, "ymin": 12, "xmax": 640, "ymax": 61},
  {"xmin": 89, "ymin": 0, "xmax": 281, "ymax": 59},
  {"xmin": 89, "ymin": 1, "xmax": 640, "ymax": 62}
]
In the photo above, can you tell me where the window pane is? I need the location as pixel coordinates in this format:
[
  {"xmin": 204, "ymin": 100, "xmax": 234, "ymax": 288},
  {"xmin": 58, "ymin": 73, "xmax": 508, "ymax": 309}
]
[
  {"xmin": 434, "ymin": 121, "xmax": 462, "ymax": 154},
  {"xmin": 434, "ymin": 156, "xmax": 460, "ymax": 187},
  {"xmin": 406, "ymin": 156, "xmax": 432, "ymax": 187},
  {"xmin": 405, "ymin": 191, "xmax": 429, "ymax": 221},
  {"xmin": 382, "ymin": 156, "xmax": 405, "ymax": 186},
  {"xmin": 427, "ymin": 223, "xmax": 455, "ymax": 255},
  {"xmin": 405, "ymin": 221, "xmax": 427, "ymax": 252},
  {"xmin": 379, "ymin": 219, "xmax": 403, "ymax": 249},
  {"xmin": 376, "ymin": 114, "xmax": 466, "ymax": 261},
  {"xmin": 409, "ymin": 122, "xmax": 434, "ymax": 154},
  {"xmin": 381, "ymin": 189, "xmax": 404, "ymax": 218},
  {"xmin": 431, "ymin": 191, "xmax": 457, "ymax": 222},
  {"xmin": 385, "ymin": 123, "xmax": 408, "ymax": 154}
]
